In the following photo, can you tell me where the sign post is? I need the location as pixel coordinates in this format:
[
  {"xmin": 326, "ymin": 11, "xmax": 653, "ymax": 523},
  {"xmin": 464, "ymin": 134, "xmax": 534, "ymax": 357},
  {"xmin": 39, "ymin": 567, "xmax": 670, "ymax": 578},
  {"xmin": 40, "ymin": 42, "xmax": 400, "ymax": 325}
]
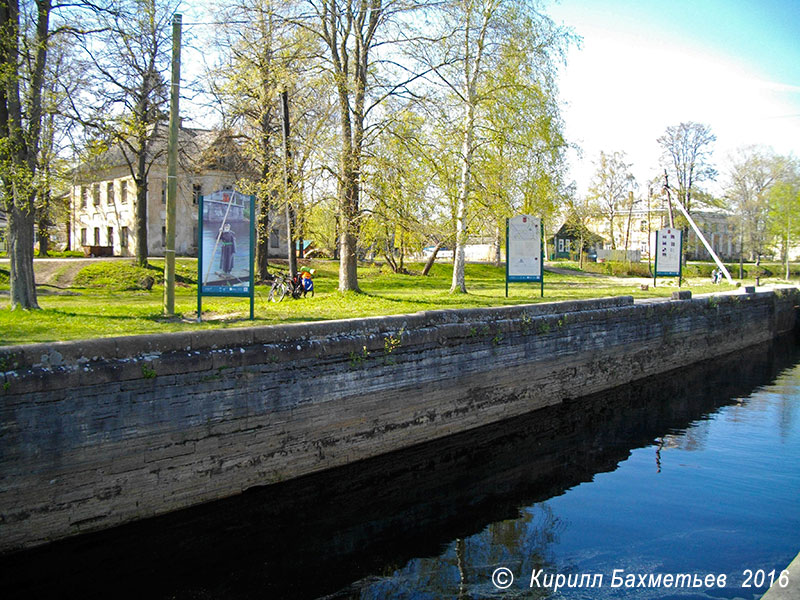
[
  {"xmin": 506, "ymin": 214, "xmax": 543, "ymax": 297},
  {"xmin": 654, "ymin": 227, "xmax": 683, "ymax": 287},
  {"xmin": 197, "ymin": 190, "xmax": 255, "ymax": 321}
]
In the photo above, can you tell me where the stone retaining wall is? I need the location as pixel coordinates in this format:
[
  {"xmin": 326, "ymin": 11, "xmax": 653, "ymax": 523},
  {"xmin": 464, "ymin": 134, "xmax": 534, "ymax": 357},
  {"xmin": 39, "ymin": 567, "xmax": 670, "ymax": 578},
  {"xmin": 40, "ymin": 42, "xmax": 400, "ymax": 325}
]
[{"xmin": 1, "ymin": 290, "xmax": 797, "ymax": 553}]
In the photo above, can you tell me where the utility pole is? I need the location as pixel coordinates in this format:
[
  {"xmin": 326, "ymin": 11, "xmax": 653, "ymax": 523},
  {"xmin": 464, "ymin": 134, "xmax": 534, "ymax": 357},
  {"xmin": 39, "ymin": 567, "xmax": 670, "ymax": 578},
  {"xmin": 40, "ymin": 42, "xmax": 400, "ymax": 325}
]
[
  {"xmin": 163, "ymin": 13, "xmax": 181, "ymax": 316},
  {"xmin": 280, "ymin": 89, "xmax": 297, "ymax": 277},
  {"xmin": 663, "ymin": 171, "xmax": 675, "ymax": 228}
]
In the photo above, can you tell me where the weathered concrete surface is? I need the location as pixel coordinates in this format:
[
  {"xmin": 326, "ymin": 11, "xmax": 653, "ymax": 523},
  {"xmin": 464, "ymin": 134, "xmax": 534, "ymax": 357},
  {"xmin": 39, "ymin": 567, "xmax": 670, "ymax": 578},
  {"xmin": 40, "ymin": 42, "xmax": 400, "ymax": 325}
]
[
  {"xmin": 0, "ymin": 290, "xmax": 798, "ymax": 553},
  {"xmin": 760, "ymin": 551, "xmax": 800, "ymax": 600}
]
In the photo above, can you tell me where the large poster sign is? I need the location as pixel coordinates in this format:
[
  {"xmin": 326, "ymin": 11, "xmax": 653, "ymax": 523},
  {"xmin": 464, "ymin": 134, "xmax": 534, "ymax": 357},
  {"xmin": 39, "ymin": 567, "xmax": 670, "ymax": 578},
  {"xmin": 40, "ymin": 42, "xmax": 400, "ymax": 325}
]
[
  {"xmin": 654, "ymin": 227, "xmax": 683, "ymax": 277},
  {"xmin": 506, "ymin": 214, "xmax": 543, "ymax": 297},
  {"xmin": 197, "ymin": 190, "xmax": 255, "ymax": 319}
]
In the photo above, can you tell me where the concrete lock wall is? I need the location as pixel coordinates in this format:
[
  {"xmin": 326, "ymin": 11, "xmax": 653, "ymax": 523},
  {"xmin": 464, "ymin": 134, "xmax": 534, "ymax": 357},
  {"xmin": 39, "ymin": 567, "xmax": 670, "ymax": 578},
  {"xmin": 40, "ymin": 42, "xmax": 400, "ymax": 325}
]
[{"xmin": 0, "ymin": 289, "xmax": 798, "ymax": 553}]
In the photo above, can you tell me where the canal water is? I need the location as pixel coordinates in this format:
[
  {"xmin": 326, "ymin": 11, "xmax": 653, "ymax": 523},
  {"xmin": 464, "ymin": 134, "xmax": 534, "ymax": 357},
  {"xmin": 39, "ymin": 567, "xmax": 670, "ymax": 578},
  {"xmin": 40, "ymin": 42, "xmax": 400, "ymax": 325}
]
[{"xmin": 2, "ymin": 337, "xmax": 799, "ymax": 600}]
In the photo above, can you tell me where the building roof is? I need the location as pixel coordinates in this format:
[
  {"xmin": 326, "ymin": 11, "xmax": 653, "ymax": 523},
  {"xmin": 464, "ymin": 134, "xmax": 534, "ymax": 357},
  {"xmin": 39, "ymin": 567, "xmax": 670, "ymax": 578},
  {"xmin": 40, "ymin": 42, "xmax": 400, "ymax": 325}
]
[{"xmin": 73, "ymin": 125, "xmax": 256, "ymax": 182}]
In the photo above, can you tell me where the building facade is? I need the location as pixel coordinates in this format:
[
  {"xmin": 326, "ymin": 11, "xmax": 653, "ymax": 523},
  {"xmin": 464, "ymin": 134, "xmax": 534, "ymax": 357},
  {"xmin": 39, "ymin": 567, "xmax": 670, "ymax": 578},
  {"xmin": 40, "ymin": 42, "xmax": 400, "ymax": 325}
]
[
  {"xmin": 588, "ymin": 207, "xmax": 738, "ymax": 262},
  {"xmin": 71, "ymin": 127, "xmax": 289, "ymax": 258}
]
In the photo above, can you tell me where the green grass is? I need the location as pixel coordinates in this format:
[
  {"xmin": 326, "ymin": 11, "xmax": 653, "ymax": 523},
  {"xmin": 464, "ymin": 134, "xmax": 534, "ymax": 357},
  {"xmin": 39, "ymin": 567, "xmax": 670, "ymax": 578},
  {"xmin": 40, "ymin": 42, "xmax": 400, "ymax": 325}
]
[{"xmin": 0, "ymin": 258, "xmax": 792, "ymax": 346}]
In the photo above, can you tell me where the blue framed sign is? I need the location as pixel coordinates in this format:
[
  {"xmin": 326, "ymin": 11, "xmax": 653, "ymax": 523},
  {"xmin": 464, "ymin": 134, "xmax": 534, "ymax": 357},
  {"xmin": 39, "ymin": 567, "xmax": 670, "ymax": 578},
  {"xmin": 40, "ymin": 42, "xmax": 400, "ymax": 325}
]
[
  {"xmin": 506, "ymin": 214, "xmax": 543, "ymax": 297},
  {"xmin": 197, "ymin": 190, "xmax": 255, "ymax": 320}
]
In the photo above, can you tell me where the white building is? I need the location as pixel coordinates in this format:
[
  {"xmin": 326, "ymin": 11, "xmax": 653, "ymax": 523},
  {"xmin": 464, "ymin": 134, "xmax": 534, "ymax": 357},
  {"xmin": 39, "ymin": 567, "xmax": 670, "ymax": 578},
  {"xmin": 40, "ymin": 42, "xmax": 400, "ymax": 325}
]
[{"xmin": 71, "ymin": 127, "xmax": 288, "ymax": 257}]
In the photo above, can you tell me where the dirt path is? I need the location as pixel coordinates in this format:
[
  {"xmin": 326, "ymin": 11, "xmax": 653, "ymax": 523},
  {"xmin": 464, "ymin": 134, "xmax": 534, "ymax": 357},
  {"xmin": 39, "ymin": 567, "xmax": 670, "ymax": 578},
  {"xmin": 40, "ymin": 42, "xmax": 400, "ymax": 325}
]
[{"xmin": 0, "ymin": 257, "xmax": 128, "ymax": 288}]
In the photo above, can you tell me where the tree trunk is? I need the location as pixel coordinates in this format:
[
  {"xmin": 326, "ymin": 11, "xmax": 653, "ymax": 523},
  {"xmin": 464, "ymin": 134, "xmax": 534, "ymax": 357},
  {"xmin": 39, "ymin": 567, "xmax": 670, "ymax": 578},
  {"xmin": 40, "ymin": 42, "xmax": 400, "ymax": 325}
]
[
  {"xmin": 280, "ymin": 90, "xmax": 297, "ymax": 278},
  {"xmin": 451, "ymin": 102, "xmax": 473, "ymax": 294},
  {"xmin": 8, "ymin": 203, "xmax": 39, "ymax": 309},
  {"xmin": 422, "ymin": 241, "xmax": 443, "ymax": 276},
  {"xmin": 336, "ymin": 103, "xmax": 360, "ymax": 292},
  {"xmin": 134, "ymin": 147, "xmax": 148, "ymax": 266},
  {"xmin": 786, "ymin": 214, "xmax": 791, "ymax": 280},
  {"xmin": 1, "ymin": 0, "xmax": 50, "ymax": 309},
  {"xmin": 493, "ymin": 222, "xmax": 501, "ymax": 267},
  {"xmin": 255, "ymin": 194, "xmax": 270, "ymax": 281},
  {"xmin": 608, "ymin": 215, "xmax": 616, "ymax": 250}
]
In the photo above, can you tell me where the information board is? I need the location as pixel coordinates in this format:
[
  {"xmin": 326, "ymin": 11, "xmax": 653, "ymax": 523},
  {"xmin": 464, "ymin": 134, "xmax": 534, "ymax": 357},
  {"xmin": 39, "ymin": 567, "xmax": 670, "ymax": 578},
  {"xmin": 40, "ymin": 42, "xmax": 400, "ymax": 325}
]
[
  {"xmin": 654, "ymin": 227, "xmax": 683, "ymax": 277},
  {"xmin": 197, "ymin": 190, "xmax": 255, "ymax": 319},
  {"xmin": 506, "ymin": 214, "xmax": 543, "ymax": 297},
  {"xmin": 507, "ymin": 215, "xmax": 542, "ymax": 280}
]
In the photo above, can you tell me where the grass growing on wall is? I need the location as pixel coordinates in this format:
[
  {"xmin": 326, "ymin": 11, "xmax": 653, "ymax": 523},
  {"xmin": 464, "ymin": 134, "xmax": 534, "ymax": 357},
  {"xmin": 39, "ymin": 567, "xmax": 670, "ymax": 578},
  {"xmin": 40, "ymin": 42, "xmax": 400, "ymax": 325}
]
[{"xmin": 0, "ymin": 258, "xmax": 790, "ymax": 346}]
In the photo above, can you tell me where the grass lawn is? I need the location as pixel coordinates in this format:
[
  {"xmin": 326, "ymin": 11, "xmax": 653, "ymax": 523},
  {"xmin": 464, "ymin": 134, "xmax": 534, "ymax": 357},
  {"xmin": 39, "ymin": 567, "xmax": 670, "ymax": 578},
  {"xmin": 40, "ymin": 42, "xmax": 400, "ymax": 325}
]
[{"xmin": 0, "ymin": 258, "xmax": 790, "ymax": 346}]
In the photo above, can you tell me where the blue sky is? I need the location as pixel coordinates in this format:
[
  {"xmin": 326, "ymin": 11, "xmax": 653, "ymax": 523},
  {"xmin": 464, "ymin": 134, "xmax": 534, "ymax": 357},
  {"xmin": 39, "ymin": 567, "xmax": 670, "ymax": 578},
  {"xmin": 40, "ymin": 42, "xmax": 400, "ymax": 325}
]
[{"xmin": 547, "ymin": 0, "xmax": 800, "ymax": 195}]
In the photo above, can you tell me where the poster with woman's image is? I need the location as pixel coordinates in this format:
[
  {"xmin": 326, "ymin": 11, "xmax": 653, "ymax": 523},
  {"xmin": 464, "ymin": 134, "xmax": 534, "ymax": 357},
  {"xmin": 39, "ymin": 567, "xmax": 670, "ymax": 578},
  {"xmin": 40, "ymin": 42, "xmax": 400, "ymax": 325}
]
[{"xmin": 199, "ymin": 190, "xmax": 253, "ymax": 296}]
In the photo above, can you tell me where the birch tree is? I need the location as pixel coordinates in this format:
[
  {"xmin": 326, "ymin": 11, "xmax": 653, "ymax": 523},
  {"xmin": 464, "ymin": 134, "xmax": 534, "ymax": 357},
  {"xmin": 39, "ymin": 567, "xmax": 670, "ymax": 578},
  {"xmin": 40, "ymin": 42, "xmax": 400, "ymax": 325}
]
[
  {"xmin": 0, "ymin": 0, "xmax": 52, "ymax": 308},
  {"xmin": 768, "ymin": 171, "xmax": 799, "ymax": 279},
  {"xmin": 75, "ymin": 0, "xmax": 178, "ymax": 267},
  {"xmin": 725, "ymin": 146, "xmax": 785, "ymax": 264},
  {"xmin": 657, "ymin": 121, "xmax": 716, "ymax": 215},
  {"xmin": 588, "ymin": 150, "xmax": 635, "ymax": 250},
  {"xmin": 416, "ymin": 0, "xmax": 571, "ymax": 293}
]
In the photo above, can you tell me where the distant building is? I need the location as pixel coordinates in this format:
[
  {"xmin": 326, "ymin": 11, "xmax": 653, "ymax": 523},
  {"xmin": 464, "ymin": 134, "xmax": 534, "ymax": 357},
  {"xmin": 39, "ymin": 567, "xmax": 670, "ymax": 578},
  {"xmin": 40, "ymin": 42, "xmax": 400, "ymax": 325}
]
[
  {"xmin": 550, "ymin": 222, "xmax": 605, "ymax": 260},
  {"xmin": 587, "ymin": 207, "xmax": 738, "ymax": 262},
  {"xmin": 71, "ymin": 126, "xmax": 288, "ymax": 257}
]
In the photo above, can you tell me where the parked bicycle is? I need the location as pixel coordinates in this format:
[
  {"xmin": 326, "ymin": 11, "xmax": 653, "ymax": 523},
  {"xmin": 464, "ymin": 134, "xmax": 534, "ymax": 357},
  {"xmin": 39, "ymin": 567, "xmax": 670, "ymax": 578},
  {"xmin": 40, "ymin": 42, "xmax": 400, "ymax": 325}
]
[
  {"xmin": 267, "ymin": 269, "xmax": 314, "ymax": 302},
  {"xmin": 267, "ymin": 273, "xmax": 292, "ymax": 302}
]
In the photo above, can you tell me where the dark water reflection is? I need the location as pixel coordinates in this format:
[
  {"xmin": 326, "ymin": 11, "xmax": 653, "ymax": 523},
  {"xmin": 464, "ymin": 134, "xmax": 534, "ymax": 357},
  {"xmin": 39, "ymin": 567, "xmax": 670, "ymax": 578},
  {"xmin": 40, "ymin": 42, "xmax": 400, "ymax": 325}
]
[{"xmin": 2, "ymin": 337, "xmax": 799, "ymax": 599}]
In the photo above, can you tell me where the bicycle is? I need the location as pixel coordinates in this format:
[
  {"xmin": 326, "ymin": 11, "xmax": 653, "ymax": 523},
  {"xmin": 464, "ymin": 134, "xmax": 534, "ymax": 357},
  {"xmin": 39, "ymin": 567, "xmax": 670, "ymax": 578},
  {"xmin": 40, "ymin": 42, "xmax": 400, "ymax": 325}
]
[{"xmin": 267, "ymin": 273, "xmax": 291, "ymax": 302}]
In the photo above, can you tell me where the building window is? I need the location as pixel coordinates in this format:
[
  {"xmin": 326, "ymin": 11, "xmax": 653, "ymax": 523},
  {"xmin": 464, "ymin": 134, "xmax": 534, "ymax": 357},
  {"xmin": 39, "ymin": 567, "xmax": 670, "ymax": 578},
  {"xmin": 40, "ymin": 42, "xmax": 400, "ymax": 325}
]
[
  {"xmin": 92, "ymin": 184, "xmax": 100, "ymax": 206},
  {"xmin": 120, "ymin": 180, "xmax": 128, "ymax": 204},
  {"xmin": 107, "ymin": 227, "xmax": 114, "ymax": 248},
  {"xmin": 269, "ymin": 229, "xmax": 280, "ymax": 249},
  {"xmin": 192, "ymin": 183, "xmax": 202, "ymax": 205},
  {"xmin": 161, "ymin": 180, "xmax": 166, "ymax": 204},
  {"xmin": 106, "ymin": 181, "xmax": 114, "ymax": 205},
  {"xmin": 80, "ymin": 186, "xmax": 88, "ymax": 208},
  {"xmin": 93, "ymin": 227, "xmax": 100, "ymax": 245},
  {"xmin": 640, "ymin": 220, "xmax": 648, "ymax": 232},
  {"xmin": 162, "ymin": 225, "xmax": 166, "ymax": 247},
  {"xmin": 80, "ymin": 228, "xmax": 87, "ymax": 246},
  {"xmin": 121, "ymin": 226, "xmax": 129, "ymax": 250}
]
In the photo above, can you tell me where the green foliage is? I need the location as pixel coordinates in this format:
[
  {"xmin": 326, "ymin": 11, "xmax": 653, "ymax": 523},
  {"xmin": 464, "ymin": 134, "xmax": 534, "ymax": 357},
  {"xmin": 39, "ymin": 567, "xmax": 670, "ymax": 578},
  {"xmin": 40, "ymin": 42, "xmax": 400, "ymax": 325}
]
[
  {"xmin": 583, "ymin": 261, "xmax": 651, "ymax": 277},
  {"xmin": 0, "ymin": 258, "xmax": 779, "ymax": 346},
  {"xmin": 682, "ymin": 263, "xmax": 773, "ymax": 278},
  {"xmin": 383, "ymin": 327, "xmax": 404, "ymax": 361},
  {"xmin": 73, "ymin": 262, "xmax": 158, "ymax": 290},
  {"xmin": 72, "ymin": 260, "xmax": 197, "ymax": 290},
  {"xmin": 349, "ymin": 345, "xmax": 370, "ymax": 369}
]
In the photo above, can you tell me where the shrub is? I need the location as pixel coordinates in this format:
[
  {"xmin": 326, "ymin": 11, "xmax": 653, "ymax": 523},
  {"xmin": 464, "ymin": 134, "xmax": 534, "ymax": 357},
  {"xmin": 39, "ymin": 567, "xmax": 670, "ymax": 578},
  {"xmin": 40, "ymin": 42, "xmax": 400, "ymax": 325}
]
[{"xmin": 583, "ymin": 260, "xmax": 652, "ymax": 277}]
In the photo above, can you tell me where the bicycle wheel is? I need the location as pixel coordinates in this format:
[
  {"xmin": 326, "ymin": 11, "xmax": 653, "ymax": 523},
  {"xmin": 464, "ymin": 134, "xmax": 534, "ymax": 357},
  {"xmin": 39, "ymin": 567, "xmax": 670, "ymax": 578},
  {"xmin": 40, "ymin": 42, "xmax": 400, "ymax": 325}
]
[
  {"xmin": 268, "ymin": 281, "xmax": 284, "ymax": 302},
  {"xmin": 277, "ymin": 283, "xmax": 288, "ymax": 302}
]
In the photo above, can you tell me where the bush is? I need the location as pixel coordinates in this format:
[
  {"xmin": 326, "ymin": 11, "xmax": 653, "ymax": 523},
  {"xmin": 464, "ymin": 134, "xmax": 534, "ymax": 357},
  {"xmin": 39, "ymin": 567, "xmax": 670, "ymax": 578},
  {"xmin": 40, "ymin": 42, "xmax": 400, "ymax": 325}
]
[
  {"xmin": 583, "ymin": 260, "xmax": 652, "ymax": 277},
  {"xmin": 38, "ymin": 250, "xmax": 86, "ymax": 258},
  {"xmin": 684, "ymin": 263, "xmax": 773, "ymax": 279}
]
